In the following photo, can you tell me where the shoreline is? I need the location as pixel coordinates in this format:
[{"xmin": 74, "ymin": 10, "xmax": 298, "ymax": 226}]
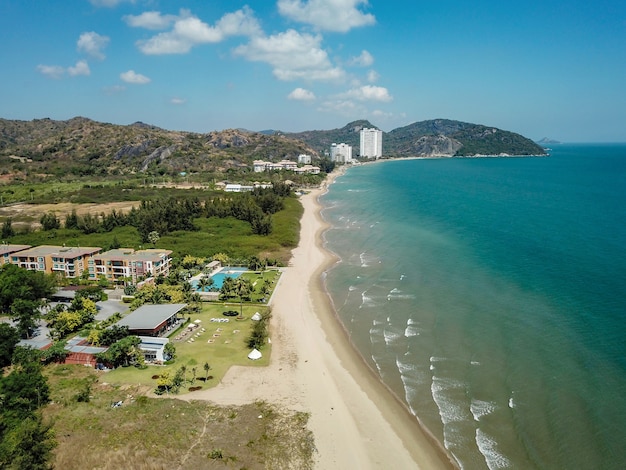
[
  {"xmin": 310, "ymin": 168, "xmax": 457, "ymax": 468},
  {"xmin": 184, "ymin": 166, "xmax": 455, "ymax": 468}
]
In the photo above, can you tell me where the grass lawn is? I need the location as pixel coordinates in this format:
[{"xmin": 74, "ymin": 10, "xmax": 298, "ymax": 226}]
[{"xmin": 104, "ymin": 302, "xmax": 272, "ymax": 394}]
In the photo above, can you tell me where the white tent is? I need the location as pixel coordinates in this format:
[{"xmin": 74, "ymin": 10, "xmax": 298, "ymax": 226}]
[
  {"xmin": 251, "ymin": 312, "xmax": 262, "ymax": 321},
  {"xmin": 247, "ymin": 349, "xmax": 262, "ymax": 360}
]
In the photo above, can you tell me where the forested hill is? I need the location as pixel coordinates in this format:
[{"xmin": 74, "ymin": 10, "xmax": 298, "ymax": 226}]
[{"xmin": 285, "ymin": 119, "xmax": 545, "ymax": 157}]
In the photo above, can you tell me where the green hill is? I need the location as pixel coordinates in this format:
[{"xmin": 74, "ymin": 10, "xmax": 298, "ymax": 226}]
[{"xmin": 285, "ymin": 118, "xmax": 545, "ymax": 157}]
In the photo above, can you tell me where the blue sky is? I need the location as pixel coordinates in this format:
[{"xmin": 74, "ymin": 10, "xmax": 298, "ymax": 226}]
[{"xmin": 1, "ymin": 0, "xmax": 625, "ymax": 141}]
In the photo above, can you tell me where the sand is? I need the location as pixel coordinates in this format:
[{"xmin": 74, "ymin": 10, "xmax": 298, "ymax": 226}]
[{"xmin": 184, "ymin": 169, "xmax": 455, "ymax": 469}]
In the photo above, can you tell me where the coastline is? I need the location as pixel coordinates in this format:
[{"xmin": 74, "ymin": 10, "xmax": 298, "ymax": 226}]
[{"xmin": 185, "ymin": 167, "xmax": 455, "ymax": 468}]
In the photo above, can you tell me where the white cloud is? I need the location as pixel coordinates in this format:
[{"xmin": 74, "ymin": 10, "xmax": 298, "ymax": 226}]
[
  {"xmin": 366, "ymin": 69, "xmax": 379, "ymax": 83},
  {"xmin": 37, "ymin": 64, "xmax": 65, "ymax": 79},
  {"xmin": 137, "ymin": 7, "xmax": 261, "ymax": 55},
  {"xmin": 349, "ymin": 50, "xmax": 374, "ymax": 67},
  {"xmin": 89, "ymin": 0, "xmax": 132, "ymax": 7},
  {"xmin": 170, "ymin": 97, "xmax": 186, "ymax": 105},
  {"xmin": 318, "ymin": 99, "xmax": 365, "ymax": 117},
  {"xmin": 77, "ymin": 32, "xmax": 110, "ymax": 60},
  {"xmin": 234, "ymin": 29, "xmax": 345, "ymax": 82},
  {"xmin": 288, "ymin": 88, "xmax": 316, "ymax": 101},
  {"xmin": 124, "ymin": 11, "xmax": 177, "ymax": 30},
  {"xmin": 120, "ymin": 70, "xmax": 151, "ymax": 84},
  {"xmin": 278, "ymin": 0, "xmax": 375, "ymax": 32},
  {"xmin": 341, "ymin": 85, "xmax": 392, "ymax": 102},
  {"xmin": 68, "ymin": 60, "xmax": 91, "ymax": 76}
]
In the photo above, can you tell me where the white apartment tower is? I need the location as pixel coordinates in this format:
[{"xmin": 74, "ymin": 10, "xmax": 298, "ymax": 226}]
[
  {"xmin": 359, "ymin": 127, "xmax": 383, "ymax": 159},
  {"xmin": 330, "ymin": 143, "xmax": 352, "ymax": 163}
]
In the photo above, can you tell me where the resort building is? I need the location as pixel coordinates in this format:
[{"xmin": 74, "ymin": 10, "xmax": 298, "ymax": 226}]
[
  {"xmin": 252, "ymin": 159, "xmax": 299, "ymax": 172},
  {"xmin": 0, "ymin": 244, "xmax": 31, "ymax": 265},
  {"xmin": 90, "ymin": 248, "xmax": 172, "ymax": 283},
  {"xmin": 9, "ymin": 245, "xmax": 101, "ymax": 278},
  {"xmin": 115, "ymin": 303, "xmax": 187, "ymax": 337},
  {"xmin": 298, "ymin": 154, "xmax": 312, "ymax": 164},
  {"xmin": 224, "ymin": 184, "xmax": 254, "ymax": 192},
  {"xmin": 359, "ymin": 127, "xmax": 383, "ymax": 159},
  {"xmin": 252, "ymin": 159, "xmax": 319, "ymax": 174},
  {"xmin": 293, "ymin": 165, "xmax": 321, "ymax": 175},
  {"xmin": 330, "ymin": 143, "xmax": 353, "ymax": 163}
]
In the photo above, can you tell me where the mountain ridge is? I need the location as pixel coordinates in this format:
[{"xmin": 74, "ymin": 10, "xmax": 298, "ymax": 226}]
[
  {"xmin": 0, "ymin": 116, "xmax": 545, "ymax": 178},
  {"xmin": 284, "ymin": 118, "xmax": 546, "ymax": 157}
]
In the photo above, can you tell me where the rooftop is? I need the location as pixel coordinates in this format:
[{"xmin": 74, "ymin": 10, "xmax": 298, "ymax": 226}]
[{"xmin": 116, "ymin": 303, "xmax": 187, "ymax": 330}]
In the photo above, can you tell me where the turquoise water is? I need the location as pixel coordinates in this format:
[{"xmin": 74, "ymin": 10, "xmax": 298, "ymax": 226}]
[
  {"xmin": 193, "ymin": 267, "xmax": 247, "ymax": 290},
  {"xmin": 320, "ymin": 145, "xmax": 626, "ymax": 469}
]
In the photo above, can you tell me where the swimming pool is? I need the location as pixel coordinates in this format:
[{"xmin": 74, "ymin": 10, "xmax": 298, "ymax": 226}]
[{"xmin": 193, "ymin": 266, "xmax": 248, "ymax": 290}]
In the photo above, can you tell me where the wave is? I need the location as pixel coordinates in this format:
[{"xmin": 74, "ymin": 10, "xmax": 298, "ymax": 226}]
[
  {"xmin": 475, "ymin": 429, "xmax": 512, "ymax": 470},
  {"xmin": 359, "ymin": 251, "xmax": 381, "ymax": 267},
  {"xmin": 431, "ymin": 376, "xmax": 471, "ymax": 425},
  {"xmin": 383, "ymin": 326, "xmax": 402, "ymax": 346},
  {"xmin": 470, "ymin": 399, "xmax": 498, "ymax": 422}
]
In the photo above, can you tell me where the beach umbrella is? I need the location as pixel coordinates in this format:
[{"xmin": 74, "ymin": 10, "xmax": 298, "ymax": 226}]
[{"xmin": 247, "ymin": 349, "xmax": 262, "ymax": 360}]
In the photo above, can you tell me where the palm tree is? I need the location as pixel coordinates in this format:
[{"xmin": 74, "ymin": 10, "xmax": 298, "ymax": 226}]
[
  {"xmin": 197, "ymin": 276, "xmax": 211, "ymax": 292},
  {"xmin": 203, "ymin": 362, "xmax": 211, "ymax": 381},
  {"xmin": 180, "ymin": 364, "xmax": 187, "ymax": 385},
  {"xmin": 235, "ymin": 278, "xmax": 251, "ymax": 319}
]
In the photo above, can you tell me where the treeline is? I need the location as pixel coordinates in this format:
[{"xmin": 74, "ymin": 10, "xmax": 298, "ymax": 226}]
[{"xmin": 39, "ymin": 184, "xmax": 292, "ymax": 242}]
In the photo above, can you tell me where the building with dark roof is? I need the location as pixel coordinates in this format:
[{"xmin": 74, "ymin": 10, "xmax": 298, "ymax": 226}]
[{"xmin": 116, "ymin": 303, "xmax": 187, "ymax": 336}]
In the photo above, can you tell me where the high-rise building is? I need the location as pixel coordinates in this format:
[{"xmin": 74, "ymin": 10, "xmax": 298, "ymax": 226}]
[
  {"xmin": 330, "ymin": 143, "xmax": 352, "ymax": 163},
  {"xmin": 359, "ymin": 128, "xmax": 383, "ymax": 159}
]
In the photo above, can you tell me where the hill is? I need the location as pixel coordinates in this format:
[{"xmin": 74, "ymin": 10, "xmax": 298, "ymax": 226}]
[
  {"xmin": 0, "ymin": 117, "xmax": 318, "ymax": 177},
  {"xmin": 285, "ymin": 118, "xmax": 545, "ymax": 157},
  {"xmin": 285, "ymin": 120, "xmax": 375, "ymax": 155},
  {"xmin": 0, "ymin": 117, "xmax": 545, "ymax": 179}
]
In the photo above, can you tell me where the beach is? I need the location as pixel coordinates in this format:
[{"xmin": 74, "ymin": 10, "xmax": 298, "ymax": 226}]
[{"xmin": 186, "ymin": 169, "xmax": 454, "ymax": 469}]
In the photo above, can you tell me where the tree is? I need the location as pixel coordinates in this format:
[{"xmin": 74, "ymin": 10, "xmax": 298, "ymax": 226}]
[
  {"xmin": 10, "ymin": 299, "xmax": 40, "ymax": 339},
  {"xmin": 0, "ymin": 358, "xmax": 50, "ymax": 421},
  {"xmin": 0, "ymin": 413, "xmax": 55, "ymax": 470},
  {"xmin": 164, "ymin": 342, "xmax": 176, "ymax": 361},
  {"xmin": 96, "ymin": 335, "xmax": 142, "ymax": 368},
  {"xmin": 0, "ymin": 265, "xmax": 55, "ymax": 338},
  {"xmin": 0, "ymin": 324, "xmax": 19, "ymax": 368},
  {"xmin": 1, "ymin": 218, "xmax": 15, "ymax": 238},
  {"xmin": 98, "ymin": 325, "xmax": 130, "ymax": 346},
  {"xmin": 41, "ymin": 341, "xmax": 68, "ymax": 365},
  {"xmin": 64, "ymin": 210, "xmax": 79, "ymax": 230},
  {"xmin": 39, "ymin": 212, "xmax": 60, "ymax": 231},
  {"xmin": 246, "ymin": 310, "xmax": 271, "ymax": 350},
  {"xmin": 203, "ymin": 361, "xmax": 211, "ymax": 381},
  {"xmin": 197, "ymin": 276, "xmax": 213, "ymax": 292},
  {"xmin": 219, "ymin": 276, "xmax": 237, "ymax": 300},
  {"xmin": 148, "ymin": 230, "xmax": 160, "ymax": 246}
]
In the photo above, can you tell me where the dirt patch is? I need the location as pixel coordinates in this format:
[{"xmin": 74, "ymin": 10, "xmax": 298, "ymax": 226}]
[{"xmin": 0, "ymin": 201, "xmax": 140, "ymax": 228}]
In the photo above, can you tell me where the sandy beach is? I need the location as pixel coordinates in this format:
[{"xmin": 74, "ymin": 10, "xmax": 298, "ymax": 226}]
[{"xmin": 185, "ymin": 169, "xmax": 455, "ymax": 469}]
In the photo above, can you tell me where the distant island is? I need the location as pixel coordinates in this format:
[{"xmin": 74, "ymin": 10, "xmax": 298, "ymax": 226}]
[
  {"xmin": 536, "ymin": 137, "xmax": 561, "ymax": 145},
  {"xmin": 0, "ymin": 116, "xmax": 545, "ymax": 178}
]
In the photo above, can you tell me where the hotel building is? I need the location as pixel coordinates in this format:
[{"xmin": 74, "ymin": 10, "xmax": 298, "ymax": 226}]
[{"xmin": 359, "ymin": 127, "xmax": 383, "ymax": 159}]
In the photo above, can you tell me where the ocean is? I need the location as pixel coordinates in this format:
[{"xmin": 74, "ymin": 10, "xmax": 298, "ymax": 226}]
[{"xmin": 319, "ymin": 144, "xmax": 626, "ymax": 469}]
